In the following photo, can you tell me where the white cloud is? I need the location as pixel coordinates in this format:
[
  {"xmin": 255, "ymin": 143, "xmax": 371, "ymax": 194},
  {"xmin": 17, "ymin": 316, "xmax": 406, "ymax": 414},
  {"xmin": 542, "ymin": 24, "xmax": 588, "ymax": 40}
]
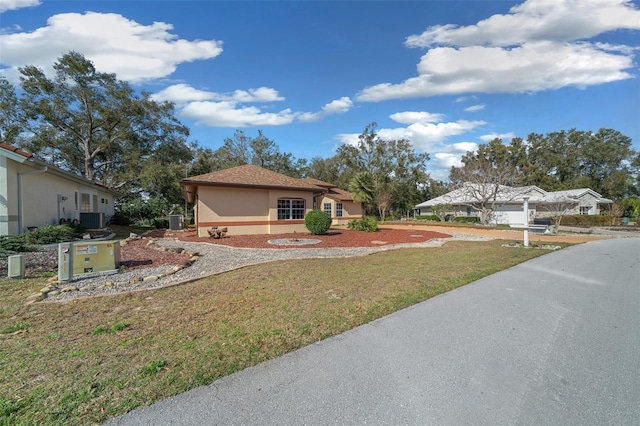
[
  {"xmin": 479, "ymin": 132, "xmax": 516, "ymax": 142},
  {"xmin": 433, "ymin": 152, "xmax": 463, "ymax": 170},
  {"xmin": 152, "ymin": 84, "xmax": 219, "ymax": 103},
  {"xmin": 452, "ymin": 142, "xmax": 478, "ymax": 153},
  {"xmin": 357, "ymin": 0, "xmax": 639, "ymax": 102},
  {"xmin": 430, "ymin": 141, "xmax": 480, "ymax": 179},
  {"xmin": 153, "ymin": 84, "xmax": 352, "ymax": 127},
  {"xmin": 405, "ymin": 0, "xmax": 640, "ymax": 48},
  {"xmin": 0, "ymin": 12, "xmax": 223, "ymax": 83},
  {"xmin": 0, "ymin": 0, "xmax": 40, "ymax": 13},
  {"xmin": 334, "ymin": 117, "xmax": 485, "ymax": 153},
  {"xmin": 181, "ymin": 101, "xmax": 296, "ymax": 127},
  {"xmin": 298, "ymin": 97, "xmax": 353, "ymax": 123},
  {"xmin": 464, "ymin": 104, "xmax": 485, "ymax": 112},
  {"xmin": 357, "ymin": 41, "xmax": 633, "ymax": 101},
  {"xmin": 152, "ymin": 84, "xmax": 284, "ymax": 104},
  {"xmin": 389, "ymin": 111, "xmax": 444, "ymax": 124}
]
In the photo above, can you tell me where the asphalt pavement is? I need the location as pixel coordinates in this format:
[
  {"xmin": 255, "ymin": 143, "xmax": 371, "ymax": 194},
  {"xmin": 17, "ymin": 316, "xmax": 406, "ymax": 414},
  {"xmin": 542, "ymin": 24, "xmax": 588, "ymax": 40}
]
[{"xmin": 107, "ymin": 237, "xmax": 640, "ymax": 426}]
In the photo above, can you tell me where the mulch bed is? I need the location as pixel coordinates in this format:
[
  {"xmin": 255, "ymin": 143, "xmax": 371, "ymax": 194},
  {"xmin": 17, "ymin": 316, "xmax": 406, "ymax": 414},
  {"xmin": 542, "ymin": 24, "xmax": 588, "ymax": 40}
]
[{"xmin": 147, "ymin": 227, "xmax": 452, "ymax": 249}]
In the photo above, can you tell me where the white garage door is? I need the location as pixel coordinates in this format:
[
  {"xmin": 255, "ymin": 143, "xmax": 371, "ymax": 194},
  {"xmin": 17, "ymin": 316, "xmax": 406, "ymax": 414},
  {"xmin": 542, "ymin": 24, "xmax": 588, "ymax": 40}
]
[{"xmin": 491, "ymin": 205, "xmax": 526, "ymax": 225}]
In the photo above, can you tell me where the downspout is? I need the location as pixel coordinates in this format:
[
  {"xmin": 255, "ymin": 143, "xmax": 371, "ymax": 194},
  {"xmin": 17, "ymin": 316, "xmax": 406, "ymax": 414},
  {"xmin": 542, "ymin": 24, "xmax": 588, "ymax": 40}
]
[{"xmin": 17, "ymin": 165, "xmax": 48, "ymax": 233}]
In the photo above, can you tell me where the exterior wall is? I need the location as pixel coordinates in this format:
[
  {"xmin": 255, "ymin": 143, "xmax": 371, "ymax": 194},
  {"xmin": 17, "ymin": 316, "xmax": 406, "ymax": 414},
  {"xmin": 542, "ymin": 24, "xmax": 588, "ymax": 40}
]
[
  {"xmin": 1, "ymin": 157, "xmax": 115, "ymax": 236},
  {"xmin": 0, "ymin": 156, "xmax": 17, "ymax": 235},
  {"xmin": 316, "ymin": 196, "xmax": 363, "ymax": 226},
  {"xmin": 570, "ymin": 193, "xmax": 602, "ymax": 215},
  {"xmin": 195, "ymin": 186, "xmax": 314, "ymax": 236}
]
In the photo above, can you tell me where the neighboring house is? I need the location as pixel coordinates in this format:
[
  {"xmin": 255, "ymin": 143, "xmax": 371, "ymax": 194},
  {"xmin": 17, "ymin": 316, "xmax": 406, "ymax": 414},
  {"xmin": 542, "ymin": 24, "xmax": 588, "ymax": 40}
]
[
  {"xmin": 181, "ymin": 165, "xmax": 362, "ymax": 236},
  {"xmin": 302, "ymin": 177, "xmax": 363, "ymax": 226},
  {"xmin": 0, "ymin": 143, "xmax": 118, "ymax": 236},
  {"xmin": 414, "ymin": 184, "xmax": 612, "ymax": 226}
]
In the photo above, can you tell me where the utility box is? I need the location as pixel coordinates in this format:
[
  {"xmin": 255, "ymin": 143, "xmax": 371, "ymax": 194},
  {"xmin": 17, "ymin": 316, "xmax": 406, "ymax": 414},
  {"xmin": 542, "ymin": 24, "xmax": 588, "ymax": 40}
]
[
  {"xmin": 58, "ymin": 240, "xmax": 120, "ymax": 281},
  {"xmin": 7, "ymin": 255, "xmax": 25, "ymax": 279},
  {"xmin": 168, "ymin": 215, "xmax": 183, "ymax": 231}
]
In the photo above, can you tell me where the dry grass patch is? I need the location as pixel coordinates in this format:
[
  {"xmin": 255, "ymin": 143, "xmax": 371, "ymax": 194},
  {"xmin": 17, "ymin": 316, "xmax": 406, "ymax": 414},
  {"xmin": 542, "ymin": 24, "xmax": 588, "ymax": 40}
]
[{"xmin": 0, "ymin": 240, "xmax": 563, "ymax": 424}]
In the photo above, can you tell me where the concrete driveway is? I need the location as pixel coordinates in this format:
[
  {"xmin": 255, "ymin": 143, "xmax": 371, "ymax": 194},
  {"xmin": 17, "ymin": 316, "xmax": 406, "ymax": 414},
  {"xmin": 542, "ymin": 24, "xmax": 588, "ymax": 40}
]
[{"xmin": 107, "ymin": 237, "xmax": 640, "ymax": 425}]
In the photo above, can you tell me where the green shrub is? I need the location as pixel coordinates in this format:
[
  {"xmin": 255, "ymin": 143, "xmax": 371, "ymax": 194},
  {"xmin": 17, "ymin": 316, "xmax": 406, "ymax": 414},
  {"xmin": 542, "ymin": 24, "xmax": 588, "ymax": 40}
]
[
  {"xmin": 305, "ymin": 210, "xmax": 332, "ymax": 235},
  {"xmin": 25, "ymin": 224, "xmax": 78, "ymax": 245},
  {"xmin": 347, "ymin": 216, "xmax": 379, "ymax": 232},
  {"xmin": 561, "ymin": 215, "xmax": 620, "ymax": 227},
  {"xmin": 0, "ymin": 234, "xmax": 36, "ymax": 253},
  {"xmin": 453, "ymin": 216, "xmax": 480, "ymax": 224},
  {"xmin": 415, "ymin": 215, "xmax": 440, "ymax": 221}
]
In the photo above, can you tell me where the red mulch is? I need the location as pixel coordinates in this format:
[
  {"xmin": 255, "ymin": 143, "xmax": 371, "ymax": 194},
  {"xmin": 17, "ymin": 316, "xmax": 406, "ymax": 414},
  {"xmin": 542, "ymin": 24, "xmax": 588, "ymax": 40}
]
[{"xmin": 146, "ymin": 227, "xmax": 452, "ymax": 249}]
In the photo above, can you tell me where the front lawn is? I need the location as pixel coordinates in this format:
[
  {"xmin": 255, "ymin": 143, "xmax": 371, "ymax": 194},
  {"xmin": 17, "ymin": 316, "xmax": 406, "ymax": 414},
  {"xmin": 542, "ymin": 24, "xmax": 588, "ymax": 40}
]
[{"xmin": 0, "ymin": 239, "xmax": 563, "ymax": 424}]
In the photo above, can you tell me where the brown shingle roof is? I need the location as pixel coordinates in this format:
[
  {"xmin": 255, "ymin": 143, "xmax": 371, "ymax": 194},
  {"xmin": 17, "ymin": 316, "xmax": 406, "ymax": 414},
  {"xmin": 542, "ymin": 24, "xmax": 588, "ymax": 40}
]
[
  {"xmin": 0, "ymin": 143, "xmax": 33, "ymax": 159},
  {"xmin": 301, "ymin": 177, "xmax": 334, "ymax": 189},
  {"xmin": 301, "ymin": 177, "xmax": 356, "ymax": 202},
  {"xmin": 325, "ymin": 187, "xmax": 356, "ymax": 202},
  {"xmin": 183, "ymin": 164, "xmax": 323, "ymax": 191}
]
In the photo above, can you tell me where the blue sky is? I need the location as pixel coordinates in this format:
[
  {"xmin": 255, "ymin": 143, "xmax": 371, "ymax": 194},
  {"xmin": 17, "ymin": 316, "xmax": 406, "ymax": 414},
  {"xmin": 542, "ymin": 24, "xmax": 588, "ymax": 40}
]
[{"xmin": 1, "ymin": 0, "xmax": 639, "ymax": 180}]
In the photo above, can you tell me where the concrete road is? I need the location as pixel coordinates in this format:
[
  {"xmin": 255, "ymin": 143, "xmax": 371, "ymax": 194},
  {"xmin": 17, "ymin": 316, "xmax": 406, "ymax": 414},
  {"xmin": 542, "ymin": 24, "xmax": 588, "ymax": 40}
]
[{"xmin": 107, "ymin": 238, "xmax": 640, "ymax": 426}]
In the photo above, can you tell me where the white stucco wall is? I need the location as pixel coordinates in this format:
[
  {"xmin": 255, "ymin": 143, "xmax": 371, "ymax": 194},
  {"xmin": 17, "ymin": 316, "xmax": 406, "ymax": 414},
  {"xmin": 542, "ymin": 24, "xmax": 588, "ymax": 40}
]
[{"xmin": 1, "ymin": 157, "xmax": 115, "ymax": 235}]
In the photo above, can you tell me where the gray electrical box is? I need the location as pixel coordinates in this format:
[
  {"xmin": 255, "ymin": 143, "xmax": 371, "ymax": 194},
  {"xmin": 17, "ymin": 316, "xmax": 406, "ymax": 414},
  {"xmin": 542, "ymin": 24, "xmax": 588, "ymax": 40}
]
[
  {"xmin": 58, "ymin": 242, "xmax": 74, "ymax": 282},
  {"xmin": 8, "ymin": 255, "xmax": 25, "ymax": 279},
  {"xmin": 168, "ymin": 215, "xmax": 183, "ymax": 231}
]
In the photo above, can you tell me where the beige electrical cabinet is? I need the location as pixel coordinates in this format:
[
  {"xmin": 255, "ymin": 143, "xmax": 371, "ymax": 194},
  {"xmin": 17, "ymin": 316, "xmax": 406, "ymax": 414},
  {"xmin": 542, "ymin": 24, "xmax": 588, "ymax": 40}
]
[{"xmin": 58, "ymin": 240, "xmax": 120, "ymax": 281}]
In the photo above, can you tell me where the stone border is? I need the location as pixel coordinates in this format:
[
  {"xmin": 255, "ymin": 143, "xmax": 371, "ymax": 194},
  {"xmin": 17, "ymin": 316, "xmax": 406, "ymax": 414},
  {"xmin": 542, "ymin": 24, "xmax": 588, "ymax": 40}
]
[{"xmin": 26, "ymin": 233, "xmax": 200, "ymax": 303}]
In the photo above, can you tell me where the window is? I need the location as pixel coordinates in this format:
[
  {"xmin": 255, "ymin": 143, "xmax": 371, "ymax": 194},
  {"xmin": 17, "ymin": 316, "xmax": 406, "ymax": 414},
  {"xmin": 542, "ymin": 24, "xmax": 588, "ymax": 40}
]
[
  {"xmin": 278, "ymin": 199, "xmax": 305, "ymax": 220},
  {"xmin": 74, "ymin": 191, "xmax": 78, "ymax": 211},
  {"xmin": 92, "ymin": 194, "xmax": 98, "ymax": 212},
  {"xmin": 579, "ymin": 205, "xmax": 592, "ymax": 215},
  {"xmin": 81, "ymin": 193, "xmax": 91, "ymax": 212},
  {"xmin": 101, "ymin": 198, "xmax": 109, "ymax": 204},
  {"xmin": 336, "ymin": 203, "xmax": 343, "ymax": 218},
  {"xmin": 323, "ymin": 203, "xmax": 332, "ymax": 216}
]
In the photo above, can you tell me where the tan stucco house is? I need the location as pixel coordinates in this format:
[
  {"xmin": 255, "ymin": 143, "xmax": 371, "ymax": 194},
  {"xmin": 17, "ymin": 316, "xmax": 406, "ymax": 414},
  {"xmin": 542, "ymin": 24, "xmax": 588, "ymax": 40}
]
[
  {"xmin": 181, "ymin": 165, "xmax": 363, "ymax": 236},
  {"xmin": 0, "ymin": 143, "xmax": 118, "ymax": 236},
  {"xmin": 302, "ymin": 178, "xmax": 363, "ymax": 226}
]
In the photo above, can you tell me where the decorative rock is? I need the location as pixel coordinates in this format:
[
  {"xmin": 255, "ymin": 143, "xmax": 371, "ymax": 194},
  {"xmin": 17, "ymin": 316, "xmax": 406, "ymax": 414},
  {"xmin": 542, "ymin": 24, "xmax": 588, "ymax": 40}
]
[
  {"xmin": 172, "ymin": 265, "xmax": 184, "ymax": 272},
  {"xmin": 129, "ymin": 233, "xmax": 138, "ymax": 238},
  {"xmin": 27, "ymin": 292, "xmax": 44, "ymax": 302},
  {"xmin": 130, "ymin": 277, "xmax": 143, "ymax": 284},
  {"xmin": 189, "ymin": 256, "xmax": 199, "ymax": 263},
  {"xmin": 40, "ymin": 287, "xmax": 52, "ymax": 294},
  {"xmin": 47, "ymin": 276, "xmax": 58, "ymax": 283},
  {"xmin": 80, "ymin": 286, "xmax": 93, "ymax": 291},
  {"xmin": 143, "ymin": 275, "xmax": 159, "ymax": 282},
  {"xmin": 61, "ymin": 286, "xmax": 78, "ymax": 292},
  {"xmin": 48, "ymin": 290, "xmax": 60, "ymax": 296}
]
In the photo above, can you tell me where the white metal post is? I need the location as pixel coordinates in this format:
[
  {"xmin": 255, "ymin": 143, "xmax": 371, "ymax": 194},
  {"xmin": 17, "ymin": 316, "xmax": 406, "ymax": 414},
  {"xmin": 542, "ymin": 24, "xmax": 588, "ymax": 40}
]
[{"xmin": 523, "ymin": 197, "xmax": 529, "ymax": 247}]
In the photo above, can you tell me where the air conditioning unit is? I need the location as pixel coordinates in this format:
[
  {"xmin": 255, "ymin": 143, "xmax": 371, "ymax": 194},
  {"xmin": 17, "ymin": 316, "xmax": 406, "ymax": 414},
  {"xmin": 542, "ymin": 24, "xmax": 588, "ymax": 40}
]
[
  {"xmin": 80, "ymin": 212, "xmax": 105, "ymax": 229},
  {"xmin": 168, "ymin": 215, "xmax": 183, "ymax": 231}
]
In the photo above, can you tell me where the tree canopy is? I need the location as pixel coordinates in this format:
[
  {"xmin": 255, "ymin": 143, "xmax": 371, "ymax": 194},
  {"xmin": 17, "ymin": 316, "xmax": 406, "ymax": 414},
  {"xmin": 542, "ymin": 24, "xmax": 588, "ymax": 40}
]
[
  {"xmin": 4, "ymin": 52, "xmax": 192, "ymax": 202},
  {"xmin": 451, "ymin": 129, "xmax": 638, "ymax": 201},
  {"xmin": 336, "ymin": 123, "xmax": 430, "ymax": 219}
]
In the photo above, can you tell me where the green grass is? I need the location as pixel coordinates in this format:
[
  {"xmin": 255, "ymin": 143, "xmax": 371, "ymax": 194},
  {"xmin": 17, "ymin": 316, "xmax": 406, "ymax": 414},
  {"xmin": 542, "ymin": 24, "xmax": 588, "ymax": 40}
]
[
  {"xmin": 0, "ymin": 239, "xmax": 565, "ymax": 425},
  {"xmin": 0, "ymin": 321, "xmax": 29, "ymax": 335}
]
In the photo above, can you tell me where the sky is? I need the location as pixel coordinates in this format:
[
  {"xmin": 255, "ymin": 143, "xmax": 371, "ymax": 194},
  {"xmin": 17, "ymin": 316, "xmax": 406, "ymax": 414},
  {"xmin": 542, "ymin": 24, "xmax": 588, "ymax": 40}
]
[{"xmin": 1, "ymin": 0, "xmax": 639, "ymax": 181}]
